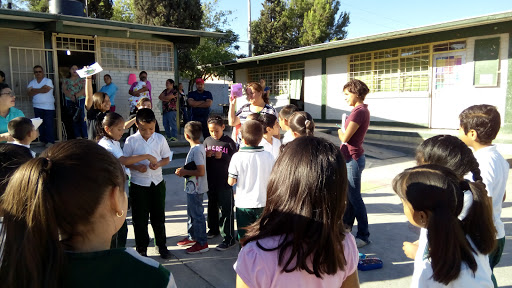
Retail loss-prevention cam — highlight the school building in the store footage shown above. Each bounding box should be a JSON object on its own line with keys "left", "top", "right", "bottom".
{"left": 225, "top": 11, "right": 512, "bottom": 133}
{"left": 0, "top": 9, "right": 223, "bottom": 140}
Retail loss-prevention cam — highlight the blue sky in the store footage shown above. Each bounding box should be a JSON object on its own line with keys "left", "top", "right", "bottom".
{"left": 215, "top": 0, "right": 512, "bottom": 56}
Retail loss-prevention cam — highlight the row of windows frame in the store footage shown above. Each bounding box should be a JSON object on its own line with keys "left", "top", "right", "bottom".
{"left": 247, "top": 62, "right": 305, "bottom": 96}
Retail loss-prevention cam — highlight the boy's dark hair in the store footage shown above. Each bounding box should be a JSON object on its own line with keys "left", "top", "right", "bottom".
{"left": 241, "top": 120, "right": 264, "bottom": 147}
{"left": 185, "top": 121, "right": 202, "bottom": 141}
{"left": 207, "top": 115, "right": 224, "bottom": 127}
{"left": 97, "top": 112, "right": 125, "bottom": 141}
{"left": 0, "top": 70, "right": 5, "bottom": 80}
{"left": 0, "top": 143, "right": 33, "bottom": 196}
{"left": 135, "top": 108, "right": 156, "bottom": 124}
{"left": 459, "top": 104, "right": 501, "bottom": 144}
{"left": 247, "top": 113, "right": 260, "bottom": 121}
{"left": 242, "top": 137, "right": 349, "bottom": 277}
{"left": 8, "top": 117, "right": 34, "bottom": 141}
{"left": 257, "top": 113, "right": 278, "bottom": 133}
{"left": 278, "top": 104, "right": 299, "bottom": 120}
{"left": 343, "top": 79, "right": 370, "bottom": 101}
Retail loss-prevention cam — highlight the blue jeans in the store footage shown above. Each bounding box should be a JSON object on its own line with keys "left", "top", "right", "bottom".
{"left": 163, "top": 110, "right": 177, "bottom": 138}
{"left": 343, "top": 155, "right": 369, "bottom": 242}
{"left": 67, "top": 98, "right": 87, "bottom": 138}
{"left": 33, "top": 108, "right": 55, "bottom": 144}
{"left": 187, "top": 193, "right": 207, "bottom": 245}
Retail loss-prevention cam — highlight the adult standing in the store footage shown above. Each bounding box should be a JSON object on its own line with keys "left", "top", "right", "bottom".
{"left": 159, "top": 79, "right": 178, "bottom": 141}
{"left": 0, "top": 83, "right": 24, "bottom": 142}
{"left": 228, "top": 82, "right": 276, "bottom": 145}
{"left": 188, "top": 78, "right": 213, "bottom": 139}
{"left": 337, "top": 79, "right": 371, "bottom": 248}
{"left": 129, "top": 71, "right": 152, "bottom": 109}
{"left": 27, "top": 65, "right": 55, "bottom": 147}
{"left": 62, "top": 65, "right": 87, "bottom": 139}
{"left": 99, "top": 74, "right": 118, "bottom": 112}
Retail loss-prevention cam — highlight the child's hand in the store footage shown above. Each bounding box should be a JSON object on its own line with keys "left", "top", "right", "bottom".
{"left": 206, "top": 150, "right": 214, "bottom": 157}
{"left": 175, "top": 167, "right": 185, "bottom": 177}
{"left": 134, "top": 164, "right": 147, "bottom": 173}
{"left": 214, "top": 151, "right": 222, "bottom": 159}
{"left": 402, "top": 241, "right": 419, "bottom": 260}
{"left": 146, "top": 154, "right": 158, "bottom": 165}
{"left": 229, "top": 96, "right": 236, "bottom": 105}
{"left": 149, "top": 162, "right": 160, "bottom": 170}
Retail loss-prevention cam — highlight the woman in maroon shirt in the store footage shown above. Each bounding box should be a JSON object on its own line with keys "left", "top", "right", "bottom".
{"left": 337, "top": 79, "right": 371, "bottom": 248}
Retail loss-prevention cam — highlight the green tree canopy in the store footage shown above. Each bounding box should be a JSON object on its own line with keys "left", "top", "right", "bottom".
{"left": 21, "top": 0, "right": 114, "bottom": 19}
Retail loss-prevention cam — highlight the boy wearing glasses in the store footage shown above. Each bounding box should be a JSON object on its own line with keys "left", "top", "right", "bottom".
{"left": 27, "top": 65, "right": 55, "bottom": 147}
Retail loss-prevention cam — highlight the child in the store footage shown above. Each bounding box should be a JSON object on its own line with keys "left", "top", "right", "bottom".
{"left": 0, "top": 140, "right": 176, "bottom": 288}
{"left": 175, "top": 121, "right": 209, "bottom": 254}
{"left": 203, "top": 115, "right": 237, "bottom": 250}
{"left": 7, "top": 117, "right": 38, "bottom": 157}
{"left": 85, "top": 76, "right": 111, "bottom": 140}
{"left": 126, "top": 97, "right": 160, "bottom": 134}
{"left": 159, "top": 79, "right": 178, "bottom": 141}
{"left": 278, "top": 104, "right": 299, "bottom": 144}
{"left": 235, "top": 137, "right": 359, "bottom": 287}
{"left": 393, "top": 164, "right": 493, "bottom": 287}
{"left": 403, "top": 135, "right": 496, "bottom": 261}
{"left": 458, "top": 104, "right": 509, "bottom": 287}
{"left": 289, "top": 111, "right": 315, "bottom": 139}
{"left": 256, "top": 113, "right": 281, "bottom": 159}
{"left": 228, "top": 120, "right": 274, "bottom": 241}
{"left": 97, "top": 112, "right": 159, "bottom": 248}
{"left": 123, "top": 108, "right": 172, "bottom": 259}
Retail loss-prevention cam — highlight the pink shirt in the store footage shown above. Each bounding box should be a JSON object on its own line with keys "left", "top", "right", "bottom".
{"left": 234, "top": 233, "right": 358, "bottom": 288}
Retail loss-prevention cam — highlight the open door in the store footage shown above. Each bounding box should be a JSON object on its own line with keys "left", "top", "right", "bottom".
{"left": 289, "top": 69, "right": 304, "bottom": 111}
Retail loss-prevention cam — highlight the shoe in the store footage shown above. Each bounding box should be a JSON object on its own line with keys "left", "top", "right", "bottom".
{"left": 158, "top": 246, "right": 172, "bottom": 259}
{"left": 207, "top": 230, "right": 219, "bottom": 239}
{"left": 177, "top": 237, "right": 196, "bottom": 246}
{"left": 170, "top": 137, "right": 177, "bottom": 142}
{"left": 136, "top": 248, "right": 147, "bottom": 257}
{"left": 216, "top": 241, "right": 235, "bottom": 251}
{"left": 355, "top": 238, "right": 371, "bottom": 248}
{"left": 186, "top": 242, "right": 209, "bottom": 254}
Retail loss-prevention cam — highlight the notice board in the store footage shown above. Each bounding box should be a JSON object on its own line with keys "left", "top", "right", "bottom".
{"left": 474, "top": 37, "right": 500, "bottom": 87}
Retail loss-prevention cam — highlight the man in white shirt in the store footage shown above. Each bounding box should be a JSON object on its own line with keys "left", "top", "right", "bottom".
{"left": 27, "top": 65, "right": 55, "bottom": 147}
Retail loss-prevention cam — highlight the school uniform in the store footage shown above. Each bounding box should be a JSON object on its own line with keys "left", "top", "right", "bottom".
{"left": 259, "top": 137, "right": 281, "bottom": 160}
{"left": 282, "top": 130, "right": 294, "bottom": 145}
{"left": 12, "top": 141, "right": 36, "bottom": 158}
{"left": 228, "top": 146, "right": 274, "bottom": 240}
{"left": 123, "top": 131, "right": 172, "bottom": 254}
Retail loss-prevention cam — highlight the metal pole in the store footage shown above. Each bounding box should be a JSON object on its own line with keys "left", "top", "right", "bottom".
{"left": 248, "top": 0, "right": 252, "bottom": 57}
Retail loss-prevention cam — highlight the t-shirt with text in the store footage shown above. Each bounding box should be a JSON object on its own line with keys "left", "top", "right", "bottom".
{"left": 204, "top": 135, "right": 236, "bottom": 190}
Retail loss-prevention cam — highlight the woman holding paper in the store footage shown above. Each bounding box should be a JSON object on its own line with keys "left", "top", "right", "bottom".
{"left": 337, "top": 79, "right": 371, "bottom": 249}
{"left": 228, "top": 82, "right": 276, "bottom": 145}
{"left": 0, "top": 83, "right": 24, "bottom": 142}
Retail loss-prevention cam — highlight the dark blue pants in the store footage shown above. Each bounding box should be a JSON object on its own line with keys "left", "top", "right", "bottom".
{"left": 343, "top": 155, "right": 370, "bottom": 242}
{"left": 34, "top": 108, "right": 55, "bottom": 144}
{"left": 67, "top": 98, "right": 87, "bottom": 138}
{"left": 191, "top": 114, "right": 209, "bottom": 139}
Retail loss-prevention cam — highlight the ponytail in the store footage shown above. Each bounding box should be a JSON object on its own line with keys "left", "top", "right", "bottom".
{"left": 289, "top": 111, "right": 315, "bottom": 137}
{"left": 0, "top": 140, "right": 126, "bottom": 288}
{"left": 392, "top": 165, "right": 478, "bottom": 285}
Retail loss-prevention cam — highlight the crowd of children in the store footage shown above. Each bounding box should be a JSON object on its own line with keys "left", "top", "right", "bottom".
{"left": 0, "top": 75, "right": 510, "bottom": 288}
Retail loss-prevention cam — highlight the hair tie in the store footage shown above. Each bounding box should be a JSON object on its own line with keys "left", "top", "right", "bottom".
{"left": 44, "top": 157, "right": 52, "bottom": 170}
{"left": 305, "top": 120, "right": 311, "bottom": 126}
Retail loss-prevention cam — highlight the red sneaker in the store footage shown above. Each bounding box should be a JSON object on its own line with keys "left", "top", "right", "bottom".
{"left": 177, "top": 237, "right": 196, "bottom": 246}
{"left": 186, "top": 242, "right": 209, "bottom": 254}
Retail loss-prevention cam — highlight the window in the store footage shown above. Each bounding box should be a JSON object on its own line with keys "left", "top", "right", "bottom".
{"left": 248, "top": 62, "right": 304, "bottom": 96}
{"left": 100, "top": 40, "right": 174, "bottom": 71}
{"left": 56, "top": 36, "right": 95, "bottom": 52}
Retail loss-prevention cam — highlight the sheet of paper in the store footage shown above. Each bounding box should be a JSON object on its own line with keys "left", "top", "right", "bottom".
{"left": 341, "top": 113, "right": 347, "bottom": 133}
{"left": 31, "top": 117, "right": 43, "bottom": 130}
{"left": 77, "top": 62, "right": 103, "bottom": 78}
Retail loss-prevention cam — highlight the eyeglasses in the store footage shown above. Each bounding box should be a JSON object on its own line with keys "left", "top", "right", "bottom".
{"left": 1, "top": 91, "right": 15, "bottom": 97}
{"left": 34, "top": 70, "right": 43, "bottom": 74}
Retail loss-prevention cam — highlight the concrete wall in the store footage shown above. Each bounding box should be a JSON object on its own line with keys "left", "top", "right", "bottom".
{"left": 182, "top": 81, "right": 229, "bottom": 115}
{"left": 304, "top": 59, "right": 322, "bottom": 119}
{"left": 326, "top": 55, "right": 349, "bottom": 120}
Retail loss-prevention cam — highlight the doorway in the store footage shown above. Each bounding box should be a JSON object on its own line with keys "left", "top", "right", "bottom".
{"left": 289, "top": 69, "right": 304, "bottom": 111}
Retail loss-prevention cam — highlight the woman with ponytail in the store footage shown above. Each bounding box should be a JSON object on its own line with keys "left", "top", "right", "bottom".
{"left": 403, "top": 135, "right": 496, "bottom": 260}
{"left": 337, "top": 79, "right": 371, "bottom": 248}
{"left": 288, "top": 111, "right": 315, "bottom": 138}
{"left": 393, "top": 164, "right": 493, "bottom": 287}
{"left": 0, "top": 140, "right": 176, "bottom": 288}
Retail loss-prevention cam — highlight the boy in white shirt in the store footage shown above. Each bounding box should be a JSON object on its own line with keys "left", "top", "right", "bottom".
{"left": 458, "top": 104, "right": 509, "bottom": 288}
{"left": 8, "top": 117, "right": 38, "bottom": 157}
{"left": 278, "top": 104, "right": 299, "bottom": 144}
{"left": 123, "top": 108, "right": 172, "bottom": 259}
{"left": 228, "top": 120, "right": 274, "bottom": 241}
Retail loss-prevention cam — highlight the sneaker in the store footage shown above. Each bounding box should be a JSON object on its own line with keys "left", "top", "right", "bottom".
{"left": 216, "top": 241, "right": 235, "bottom": 251}
{"left": 207, "top": 230, "right": 219, "bottom": 239}
{"left": 158, "top": 246, "right": 172, "bottom": 259}
{"left": 355, "top": 238, "right": 371, "bottom": 248}
{"left": 186, "top": 242, "right": 209, "bottom": 254}
{"left": 136, "top": 248, "right": 147, "bottom": 257}
{"left": 170, "top": 137, "right": 178, "bottom": 142}
{"left": 177, "top": 237, "right": 196, "bottom": 246}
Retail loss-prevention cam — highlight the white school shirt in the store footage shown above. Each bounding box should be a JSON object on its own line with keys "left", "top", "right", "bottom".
{"left": 471, "top": 145, "right": 509, "bottom": 239}
{"left": 282, "top": 130, "right": 294, "bottom": 145}
{"left": 411, "top": 235, "right": 492, "bottom": 288}
{"left": 98, "top": 137, "right": 130, "bottom": 177}
{"left": 123, "top": 131, "right": 171, "bottom": 187}
{"left": 12, "top": 141, "right": 36, "bottom": 158}
{"left": 228, "top": 146, "right": 274, "bottom": 208}
{"left": 27, "top": 77, "right": 55, "bottom": 110}
{"left": 259, "top": 137, "right": 281, "bottom": 160}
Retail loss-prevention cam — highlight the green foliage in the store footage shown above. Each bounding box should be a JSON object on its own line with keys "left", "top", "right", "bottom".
{"left": 133, "top": 0, "right": 202, "bottom": 29}
{"left": 251, "top": 0, "right": 350, "bottom": 55}
{"left": 111, "top": 0, "right": 135, "bottom": 22}
{"left": 87, "top": 0, "right": 114, "bottom": 19}
{"left": 22, "top": 0, "right": 49, "bottom": 12}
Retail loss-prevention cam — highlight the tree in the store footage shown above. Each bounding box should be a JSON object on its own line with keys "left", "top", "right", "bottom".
{"left": 22, "top": 0, "right": 49, "bottom": 12}
{"left": 21, "top": 0, "right": 114, "bottom": 19}
{"left": 251, "top": 0, "right": 290, "bottom": 55}
{"left": 134, "top": 0, "right": 202, "bottom": 29}
{"left": 300, "top": 0, "right": 349, "bottom": 45}
{"left": 111, "top": 0, "right": 135, "bottom": 22}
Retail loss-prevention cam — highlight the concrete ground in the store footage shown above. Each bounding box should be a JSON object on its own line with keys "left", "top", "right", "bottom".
{"left": 114, "top": 130, "right": 512, "bottom": 288}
